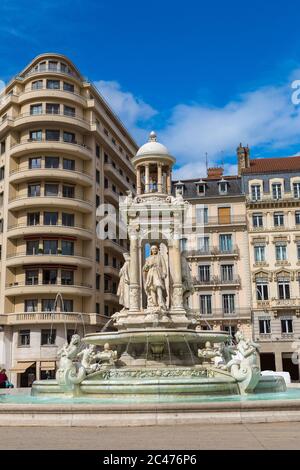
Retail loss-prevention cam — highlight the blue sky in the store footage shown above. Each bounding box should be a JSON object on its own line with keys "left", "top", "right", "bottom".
{"left": 1, "top": 0, "right": 300, "bottom": 177}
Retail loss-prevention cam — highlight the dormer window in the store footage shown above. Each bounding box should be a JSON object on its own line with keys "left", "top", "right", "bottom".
{"left": 272, "top": 183, "right": 282, "bottom": 200}
{"left": 175, "top": 181, "right": 184, "bottom": 196}
{"left": 218, "top": 179, "right": 228, "bottom": 195}
{"left": 251, "top": 184, "right": 261, "bottom": 201}
{"left": 196, "top": 179, "right": 207, "bottom": 196}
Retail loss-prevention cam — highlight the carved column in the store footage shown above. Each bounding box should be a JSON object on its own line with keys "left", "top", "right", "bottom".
{"left": 129, "top": 235, "right": 140, "bottom": 311}
{"left": 145, "top": 164, "right": 150, "bottom": 193}
{"left": 170, "top": 238, "right": 184, "bottom": 309}
{"left": 136, "top": 166, "right": 142, "bottom": 195}
{"left": 167, "top": 168, "right": 172, "bottom": 194}
{"left": 157, "top": 163, "right": 163, "bottom": 193}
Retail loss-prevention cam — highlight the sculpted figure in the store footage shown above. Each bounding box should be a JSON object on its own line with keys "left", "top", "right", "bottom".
{"left": 95, "top": 343, "right": 118, "bottom": 369}
{"left": 181, "top": 253, "right": 194, "bottom": 309}
{"left": 143, "top": 245, "right": 168, "bottom": 310}
{"left": 77, "top": 344, "right": 99, "bottom": 374}
{"left": 56, "top": 334, "right": 86, "bottom": 386}
{"left": 117, "top": 253, "right": 130, "bottom": 309}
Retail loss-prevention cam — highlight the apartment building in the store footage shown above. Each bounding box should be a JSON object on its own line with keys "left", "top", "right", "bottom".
{"left": 175, "top": 166, "right": 252, "bottom": 340}
{"left": 0, "top": 53, "right": 137, "bottom": 386}
{"left": 240, "top": 150, "right": 300, "bottom": 381}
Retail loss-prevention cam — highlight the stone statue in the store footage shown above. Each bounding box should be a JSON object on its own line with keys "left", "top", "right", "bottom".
{"left": 56, "top": 334, "right": 86, "bottom": 386}
{"left": 143, "top": 245, "right": 168, "bottom": 310}
{"left": 181, "top": 253, "right": 194, "bottom": 309}
{"left": 77, "top": 344, "right": 99, "bottom": 374}
{"left": 94, "top": 343, "right": 118, "bottom": 369}
{"left": 198, "top": 341, "right": 219, "bottom": 365}
{"left": 225, "top": 330, "right": 261, "bottom": 394}
{"left": 117, "top": 253, "right": 130, "bottom": 309}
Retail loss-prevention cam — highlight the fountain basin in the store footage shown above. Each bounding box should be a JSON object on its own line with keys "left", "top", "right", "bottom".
{"left": 83, "top": 329, "right": 229, "bottom": 346}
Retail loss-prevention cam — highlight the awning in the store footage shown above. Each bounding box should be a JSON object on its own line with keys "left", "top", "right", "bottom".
{"left": 9, "top": 361, "right": 35, "bottom": 373}
{"left": 40, "top": 361, "right": 56, "bottom": 371}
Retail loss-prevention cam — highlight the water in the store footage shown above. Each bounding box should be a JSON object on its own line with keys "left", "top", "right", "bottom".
{"left": 1, "top": 388, "right": 300, "bottom": 405}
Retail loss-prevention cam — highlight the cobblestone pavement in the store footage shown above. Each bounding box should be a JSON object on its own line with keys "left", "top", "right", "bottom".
{"left": 0, "top": 422, "right": 300, "bottom": 449}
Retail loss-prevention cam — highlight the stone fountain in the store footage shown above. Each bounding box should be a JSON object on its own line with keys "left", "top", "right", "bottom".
{"left": 32, "top": 132, "right": 285, "bottom": 401}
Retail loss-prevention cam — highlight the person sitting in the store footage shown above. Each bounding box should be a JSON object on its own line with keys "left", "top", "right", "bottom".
{"left": 0, "top": 369, "right": 8, "bottom": 389}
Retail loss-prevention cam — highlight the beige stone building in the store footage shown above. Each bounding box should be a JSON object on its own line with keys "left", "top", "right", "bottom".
{"left": 240, "top": 150, "right": 300, "bottom": 381}
{"left": 175, "top": 166, "right": 252, "bottom": 340}
{"left": 0, "top": 53, "right": 137, "bottom": 386}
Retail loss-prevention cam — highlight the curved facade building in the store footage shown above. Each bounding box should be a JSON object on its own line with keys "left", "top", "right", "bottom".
{"left": 0, "top": 54, "right": 137, "bottom": 385}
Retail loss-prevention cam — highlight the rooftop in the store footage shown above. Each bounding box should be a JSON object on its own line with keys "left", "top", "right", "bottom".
{"left": 241, "top": 155, "right": 300, "bottom": 174}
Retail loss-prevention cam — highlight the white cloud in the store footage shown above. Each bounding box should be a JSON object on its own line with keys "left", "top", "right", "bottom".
{"left": 0, "top": 80, "right": 5, "bottom": 93}
{"left": 94, "top": 69, "right": 300, "bottom": 179}
{"left": 94, "top": 80, "right": 157, "bottom": 140}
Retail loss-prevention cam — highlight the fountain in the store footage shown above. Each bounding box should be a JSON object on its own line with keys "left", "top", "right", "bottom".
{"left": 31, "top": 131, "right": 286, "bottom": 402}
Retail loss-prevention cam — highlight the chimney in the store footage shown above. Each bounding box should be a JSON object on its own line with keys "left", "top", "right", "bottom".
{"left": 207, "top": 167, "right": 224, "bottom": 179}
{"left": 237, "top": 143, "right": 250, "bottom": 175}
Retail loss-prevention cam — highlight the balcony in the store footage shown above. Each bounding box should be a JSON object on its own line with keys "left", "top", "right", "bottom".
{"left": 10, "top": 139, "right": 92, "bottom": 160}
{"left": 192, "top": 215, "right": 246, "bottom": 228}
{"left": 18, "top": 87, "right": 86, "bottom": 107}
{"left": 7, "top": 223, "right": 94, "bottom": 240}
{"left": 246, "top": 193, "right": 300, "bottom": 207}
{"left": 104, "top": 187, "right": 121, "bottom": 206}
{"left": 9, "top": 166, "right": 93, "bottom": 186}
{"left": 104, "top": 239, "right": 127, "bottom": 255}
{"left": 104, "top": 265, "right": 120, "bottom": 277}
{"left": 104, "top": 163, "right": 134, "bottom": 191}
{"left": 190, "top": 308, "right": 251, "bottom": 320}
{"left": 104, "top": 292, "right": 119, "bottom": 304}
{"left": 5, "top": 281, "right": 93, "bottom": 297}
{"left": 24, "top": 64, "right": 80, "bottom": 80}
{"left": 8, "top": 195, "right": 93, "bottom": 213}
{"left": 270, "top": 298, "right": 300, "bottom": 309}
{"left": 6, "top": 251, "right": 92, "bottom": 268}
{"left": 193, "top": 275, "right": 241, "bottom": 288}
{"left": 7, "top": 112, "right": 91, "bottom": 133}
{"left": 185, "top": 245, "right": 239, "bottom": 259}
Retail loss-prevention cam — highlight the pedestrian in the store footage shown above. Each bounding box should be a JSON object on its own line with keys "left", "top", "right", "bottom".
{"left": 0, "top": 369, "right": 8, "bottom": 389}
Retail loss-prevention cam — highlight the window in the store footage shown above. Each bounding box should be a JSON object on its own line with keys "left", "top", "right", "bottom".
{"left": 63, "top": 158, "right": 75, "bottom": 170}
{"left": 112, "top": 184, "right": 116, "bottom": 193}
{"left": 104, "top": 153, "right": 109, "bottom": 163}
{"left": 44, "top": 212, "right": 58, "bottom": 225}
{"left": 63, "top": 300, "right": 74, "bottom": 312}
{"left": 180, "top": 238, "right": 188, "bottom": 252}
{"left": 198, "top": 265, "right": 210, "bottom": 282}
{"left": 30, "top": 104, "right": 42, "bottom": 115}
{"left": 46, "top": 103, "right": 59, "bottom": 115}
{"left": 19, "top": 330, "right": 30, "bottom": 347}
{"left": 200, "top": 295, "right": 212, "bottom": 314}
{"left": 28, "top": 184, "right": 41, "bottom": 197}
{"left": 278, "top": 281, "right": 290, "bottom": 299}
{"left": 29, "top": 130, "right": 42, "bottom": 141}
{"left": 45, "top": 183, "right": 58, "bottom": 196}
{"left": 43, "top": 269, "right": 57, "bottom": 284}
{"left": 67, "top": 329, "right": 76, "bottom": 343}
{"left": 218, "top": 181, "right": 228, "bottom": 194}
{"left": 0, "top": 166, "right": 4, "bottom": 180}
{"left": 42, "top": 299, "right": 55, "bottom": 312}
{"left": 221, "top": 264, "right": 233, "bottom": 281}
{"left": 64, "top": 105, "right": 75, "bottom": 117}
{"left": 272, "top": 183, "right": 282, "bottom": 200}
{"left": 96, "top": 144, "right": 100, "bottom": 158}
{"left": 197, "top": 236, "right": 209, "bottom": 252}
{"left": 224, "top": 325, "right": 236, "bottom": 339}
{"left": 27, "top": 212, "right": 40, "bottom": 226}
{"left": 29, "top": 157, "right": 41, "bottom": 169}
{"left": 281, "top": 319, "right": 293, "bottom": 334}
{"left": 26, "top": 240, "right": 39, "bottom": 255}
{"left": 96, "top": 195, "right": 100, "bottom": 207}
{"left": 96, "top": 274, "right": 100, "bottom": 290}
{"left": 63, "top": 82, "right": 74, "bottom": 92}
{"left": 104, "top": 253, "right": 109, "bottom": 266}
{"left": 293, "top": 182, "right": 300, "bottom": 199}
{"left": 252, "top": 213, "right": 263, "bottom": 228}
{"left": 196, "top": 207, "right": 208, "bottom": 224}
{"left": 62, "top": 185, "right": 74, "bottom": 198}
{"left": 295, "top": 211, "right": 300, "bottom": 225}
{"left": 222, "top": 294, "right": 235, "bottom": 314}
{"left": 96, "top": 303, "right": 100, "bottom": 315}
{"left": 61, "top": 240, "right": 74, "bottom": 255}
{"left": 219, "top": 234, "right": 232, "bottom": 252}
{"left": 104, "top": 305, "right": 109, "bottom": 316}
{"left": 251, "top": 185, "right": 261, "bottom": 201}
{"left": 276, "top": 244, "right": 287, "bottom": 261}
{"left": 48, "top": 61, "right": 58, "bottom": 71}
{"left": 256, "top": 281, "right": 269, "bottom": 300}
{"left": 46, "top": 129, "right": 60, "bottom": 141}
{"left": 297, "top": 243, "right": 300, "bottom": 260}
{"left": 26, "top": 270, "right": 38, "bottom": 285}
{"left": 96, "top": 170, "right": 100, "bottom": 183}
{"left": 254, "top": 245, "right": 265, "bottom": 262}
{"left": 259, "top": 319, "right": 271, "bottom": 334}
{"left": 24, "top": 299, "right": 38, "bottom": 313}
{"left": 31, "top": 80, "right": 43, "bottom": 90}
{"left": 46, "top": 79, "right": 60, "bottom": 90}
{"left": 63, "top": 131, "right": 76, "bottom": 143}
{"left": 43, "top": 240, "right": 58, "bottom": 255}
{"left": 96, "top": 247, "right": 100, "bottom": 262}
{"left": 61, "top": 270, "right": 74, "bottom": 285}
{"left": 41, "top": 329, "right": 56, "bottom": 346}
{"left": 274, "top": 212, "right": 284, "bottom": 226}
{"left": 62, "top": 213, "right": 74, "bottom": 226}
{"left": 197, "top": 183, "right": 206, "bottom": 195}
{"left": 45, "top": 156, "right": 59, "bottom": 168}
{"left": 0, "top": 140, "right": 5, "bottom": 154}
{"left": 104, "top": 177, "right": 109, "bottom": 188}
